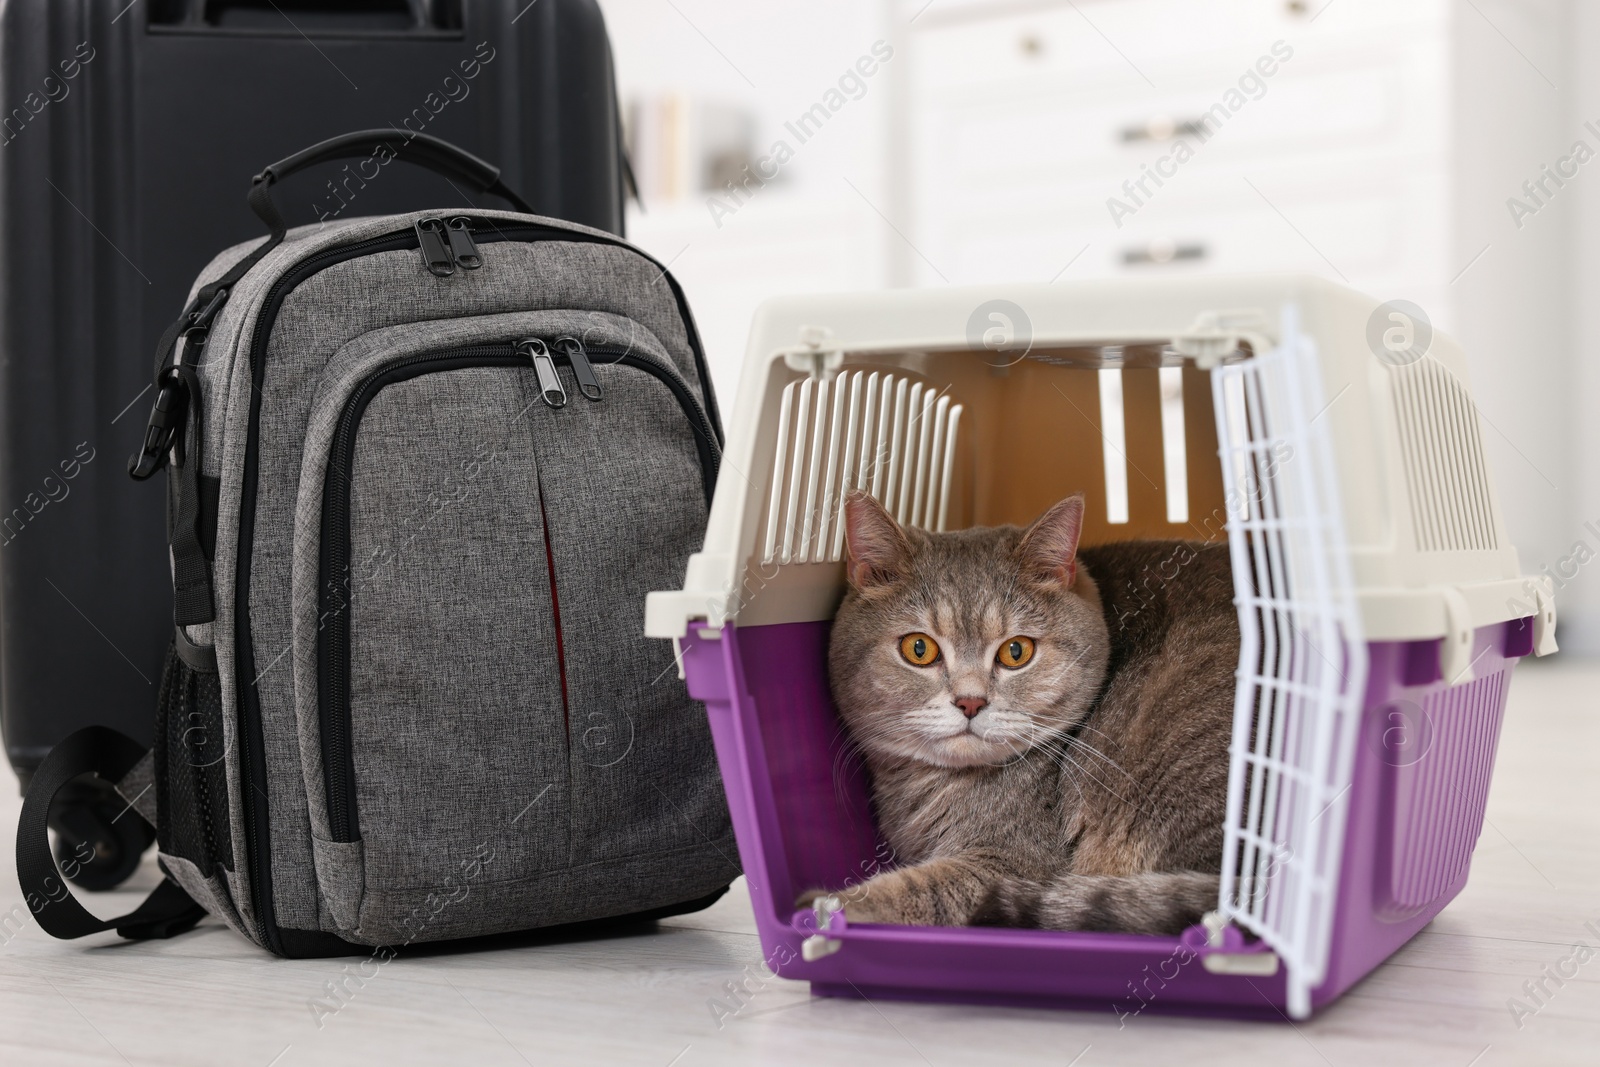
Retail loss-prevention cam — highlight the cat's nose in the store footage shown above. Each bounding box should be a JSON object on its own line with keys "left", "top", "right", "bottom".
{"left": 954, "top": 695, "right": 988, "bottom": 719}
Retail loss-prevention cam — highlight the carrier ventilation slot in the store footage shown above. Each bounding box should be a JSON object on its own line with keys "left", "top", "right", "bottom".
{"left": 1390, "top": 359, "right": 1498, "bottom": 552}
{"left": 1095, "top": 365, "right": 1190, "bottom": 525}
{"left": 761, "top": 372, "right": 963, "bottom": 566}
{"left": 1097, "top": 369, "right": 1131, "bottom": 524}
{"left": 1159, "top": 366, "right": 1190, "bottom": 523}
{"left": 1212, "top": 308, "right": 1367, "bottom": 1020}
{"left": 1386, "top": 670, "right": 1507, "bottom": 911}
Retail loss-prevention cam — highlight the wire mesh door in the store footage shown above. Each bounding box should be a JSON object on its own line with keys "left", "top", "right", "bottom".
{"left": 1211, "top": 306, "right": 1368, "bottom": 1018}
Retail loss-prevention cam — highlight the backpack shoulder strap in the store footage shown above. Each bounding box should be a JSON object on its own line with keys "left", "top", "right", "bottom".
{"left": 15, "top": 726, "right": 206, "bottom": 941}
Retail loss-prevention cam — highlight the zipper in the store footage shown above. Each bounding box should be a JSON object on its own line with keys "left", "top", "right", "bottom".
{"left": 317, "top": 340, "right": 720, "bottom": 842}
{"left": 520, "top": 339, "right": 567, "bottom": 408}
{"left": 445, "top": 218, "right": 482, "bottom": 270}
{"left": 414, "top": 218, "right": 454, "bottom": 277}
{"left": 555, "top": 337, "right": 603, "bottom": 402}
{"left": 416, "top": 216, "right": 483, "bottom": 274}
{"left": 235, "top": 218, "right": 719, "bottom": 954}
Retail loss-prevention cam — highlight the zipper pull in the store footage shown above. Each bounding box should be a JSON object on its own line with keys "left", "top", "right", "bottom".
{"left": 555, "top": 337, "right": 603, "bottom": 402}
{"left": 445, "top": 217, "right": 482, "bottom": 270}
{"left": 414, "top": 217, "right": 455, "bottom": 277}
{"left": 519, "top": 339, "right": 567, "bottom": 408}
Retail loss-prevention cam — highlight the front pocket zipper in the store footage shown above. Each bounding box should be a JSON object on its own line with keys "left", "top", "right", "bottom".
{"left": 316, "top": 339, "right": 719, "bottom": 843}
{"left": 555, "top": 337, "right": 603, "bottom": 402}
{"left": 521, "top": 339, "right": 567, "bottom": 408}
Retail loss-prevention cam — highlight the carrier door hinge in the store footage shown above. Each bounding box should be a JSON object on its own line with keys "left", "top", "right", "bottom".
{"left": 1172, "top": 310, "right": 1275, "bottom": 369}
{"left": 779, "top": 325, "right": 845, "bottom": 381}
{"left": 1198, "top": 910, "right": 1281, "bottom": 976}
{"left": 1201, "top": 951, "right": 1281, "bottom": 977}
{"left": 800, "top": 895, "right": 845, "bottom": 961}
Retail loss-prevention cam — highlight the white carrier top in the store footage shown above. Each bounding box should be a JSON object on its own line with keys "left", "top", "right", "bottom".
{"left": 647, "top": 273, "right": 1557, "bottom": 661}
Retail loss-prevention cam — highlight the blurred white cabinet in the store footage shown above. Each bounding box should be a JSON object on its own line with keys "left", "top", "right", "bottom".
{"left": 897, "top": 0, "right": 1461, "bottom": 322}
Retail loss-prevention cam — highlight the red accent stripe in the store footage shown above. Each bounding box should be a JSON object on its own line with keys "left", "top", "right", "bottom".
{"left": 536, "top": 485, "right": 571, "bottom": 738}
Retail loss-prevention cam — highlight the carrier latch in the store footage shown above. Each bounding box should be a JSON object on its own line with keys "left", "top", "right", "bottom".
{"left": 1439, "top": 586, "right": 1476, "bottom": 685}
{"left": 1172, "top": 310, "right": 1274, "bottom": 368}
{"left": 1532, "top": 580, "right": 1559, "bottom": 657}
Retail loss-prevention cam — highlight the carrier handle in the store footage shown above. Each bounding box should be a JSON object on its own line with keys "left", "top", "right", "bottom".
{"left": 249, "top": 129, "right": 535, "bottom": 239}
{"left": 16, "top": 726, "right": 207, "bottom": 942}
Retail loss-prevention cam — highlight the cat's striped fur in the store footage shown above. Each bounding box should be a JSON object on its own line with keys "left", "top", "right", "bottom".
{"left": 805, "top": 492, "right": 1238, "bottom": 935}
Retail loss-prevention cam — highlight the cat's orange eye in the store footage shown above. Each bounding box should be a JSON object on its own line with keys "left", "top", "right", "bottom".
{"left": 900, "top": 633, "right": 940, "bottom": 666}
{"left": 997, "top": 636, "right": 1035, "bottom": 669}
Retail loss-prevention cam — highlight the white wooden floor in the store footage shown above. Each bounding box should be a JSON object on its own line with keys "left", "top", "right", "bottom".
{"left": 1, "top": 658, "right": 1596, "bottom": 1066}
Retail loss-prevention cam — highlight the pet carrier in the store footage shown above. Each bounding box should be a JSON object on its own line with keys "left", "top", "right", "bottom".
{"left": 646, "top": 274, "right": 1556, "bottom": 1019}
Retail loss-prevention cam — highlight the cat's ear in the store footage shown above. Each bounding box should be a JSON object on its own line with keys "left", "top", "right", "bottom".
{"left": 1018, "top": 494, "right": 1086, "bottom": 589}
{"left": 843, "top": 491, "right": 910, "bottom": 590}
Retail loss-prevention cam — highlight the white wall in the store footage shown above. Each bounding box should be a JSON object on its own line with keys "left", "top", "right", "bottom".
{"left": 596, "top": 0, "right": 895, "bottom": 407}
{"left": 1565, "top": 0, "right": 1600, "bottom": 651}
{"left": 1449, "top": 0, "right": 1579, "bottom": 642}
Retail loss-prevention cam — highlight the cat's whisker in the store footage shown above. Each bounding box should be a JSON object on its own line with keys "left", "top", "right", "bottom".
{"left": 1030, "top": 727, "right": 1134, "bottom": 781}
{"left": 1029, "top": 737, "right": 1154, "bottom": 814}
{"left": 1069, "top": 721, "right": 1117, "bottom": 744}
{"left": 1007, "top": 741, "right": 1086, "bottom": 802}
{"left": 1036, "top": 739, "right": 1139, "bottom": 790}
{"left": 1061, "top": 736, "right": 1132, "bottom": 779}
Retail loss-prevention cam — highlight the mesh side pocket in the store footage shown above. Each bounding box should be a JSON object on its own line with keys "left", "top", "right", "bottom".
{"left": 153, "top": 641, "right": 232, "bottom": 876}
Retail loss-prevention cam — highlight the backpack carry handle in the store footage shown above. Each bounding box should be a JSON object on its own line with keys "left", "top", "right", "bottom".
{"left": 248, "top": 129, "right": 536, "bottom": 239}
{"left": 130, "top": 132, "right": 536, "bottom": 485}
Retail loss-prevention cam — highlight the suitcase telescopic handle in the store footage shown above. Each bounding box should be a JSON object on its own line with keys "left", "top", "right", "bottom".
{"left": 248, "top": 129, "right": 536, "bottom": 238}
{"left": 183, "top": 0, "right": 433, "bottom": 27}
{"left": 187, "top": 0, "right": 438, "bottom": 28}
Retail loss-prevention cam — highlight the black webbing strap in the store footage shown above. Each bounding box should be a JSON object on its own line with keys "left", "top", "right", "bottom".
{"left": 127, "top": 242, "right": 271, "bottom": 484}
{"left": 138, "top": 246, "right": 270, "bottom": 619}
{"left": 147, "top": 223, "right": 280, "bottom": 391}
{"left": 168, "top": 361, "right": 213, "bottom": 626}
{"left": 16, "top": 727, "right": 206, "bottom": 941}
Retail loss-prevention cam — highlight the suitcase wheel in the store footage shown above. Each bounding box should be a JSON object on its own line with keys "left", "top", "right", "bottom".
{"left": 49, "top": 774, "right": 157, "bottom": 891}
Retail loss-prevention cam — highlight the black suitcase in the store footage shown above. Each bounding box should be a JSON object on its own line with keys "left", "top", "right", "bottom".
{"left": 0, "top": 0, "right": 628, "bottom": 887}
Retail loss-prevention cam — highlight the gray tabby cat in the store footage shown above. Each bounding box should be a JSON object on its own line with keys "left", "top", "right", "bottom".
{"left": 803, "top": 490, "right": 1239, "bottom": 934}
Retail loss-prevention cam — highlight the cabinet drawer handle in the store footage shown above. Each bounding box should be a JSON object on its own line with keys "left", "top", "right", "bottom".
{"left": 1120, "top": 116, "right": 1210, "bottom": 142}
{"left": 1123, "top": 240, "right": 1206, "bottom": 265}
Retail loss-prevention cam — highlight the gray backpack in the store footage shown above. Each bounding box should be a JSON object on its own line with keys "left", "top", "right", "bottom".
{"left": 17, "top": 132, "right": 737, "bottom": 956}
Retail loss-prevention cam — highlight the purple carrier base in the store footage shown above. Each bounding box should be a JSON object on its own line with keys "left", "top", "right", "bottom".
{"left": 680, "top": 616, "right": 1531, "bottom": 1019}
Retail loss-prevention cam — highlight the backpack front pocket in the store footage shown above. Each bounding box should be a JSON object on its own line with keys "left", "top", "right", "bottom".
{"left": 292, "top": 320, "right": 726, "bottom": 944}
{"left": 306, "top": 353, "right": 573, "bottom": 938}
